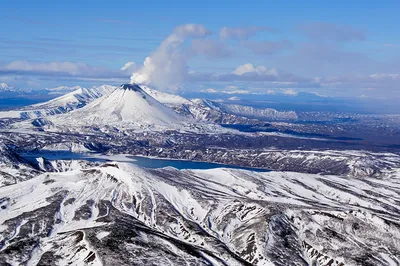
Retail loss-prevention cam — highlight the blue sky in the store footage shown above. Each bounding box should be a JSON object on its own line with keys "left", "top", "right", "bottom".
{"left": 1, "top": 0, "right": 399, "bottom": 98}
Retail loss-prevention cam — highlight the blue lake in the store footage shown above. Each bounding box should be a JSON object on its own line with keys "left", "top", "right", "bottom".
{"left": 21, "top": 151, "right": 270, "bottom": 172}
{"left": 127, "top": 155, "right": 269, "bottom": 172}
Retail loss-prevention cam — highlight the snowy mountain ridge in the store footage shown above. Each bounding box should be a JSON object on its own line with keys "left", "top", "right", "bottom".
{"left": 0, "top": 157, "right": 399, "bottom": 265}
{"left": 0, "top": 83, "right": 296, "bottom": 125}
{"left": 142, "top": 86, "right": 297, "bottom": 122}
{"left": 0, "top": 85, "right": 116, "bottom": 120}
{"left": 198, "top": 99, "right": 298, "bottom": 120}
{"left": 0, "top": 83, "right": 9, "bottom": 90}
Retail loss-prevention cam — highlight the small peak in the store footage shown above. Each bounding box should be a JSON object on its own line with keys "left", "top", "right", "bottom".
{"left": 0, "top": 83, "right": 9, "bottom": 89}
{"left": 120, "top": 83, "right": 142, "bottom": 92}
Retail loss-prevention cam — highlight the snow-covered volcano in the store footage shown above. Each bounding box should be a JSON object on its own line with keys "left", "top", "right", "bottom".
{"left": 51, "top": 84, "right": 189, "bottom": 130}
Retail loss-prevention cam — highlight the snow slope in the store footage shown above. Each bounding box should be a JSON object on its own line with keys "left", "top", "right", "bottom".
{"left": 0, "top": 159, "right": 399, "bottom": 265}
{"left": 192, "top": 99, "right": 298, "bottom": 120}
{"left": 140, "top": 85, "right": 192, "bottom": 105}
{"left": 0, "top": 143, "right": 41, "bottom": 186}
{"left": 0, "top": 85, "right": 116, "bottom": 119}
{"left": 142, "top": 86, "right": 297, "bottom": 122}
{"left": 0, "top": 84, "right": 82, "bottom": 99}
{"left": 0, "top": 83, "right": 9, "bottom": 90}
{"left": 203, "top": 100, "right": 298, "bottom": 120}
{"left": 27, "top": 85, "right": 116, "bottom": 110}
{"left": 50, "top": 84, "right": 191, "bottom": 130}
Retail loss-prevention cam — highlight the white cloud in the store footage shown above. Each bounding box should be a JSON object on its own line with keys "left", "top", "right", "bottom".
{"left": 222, "top": 90, "right": 250, "bottom": 94}
{"left": 120, "top": 62, "right": 136, "bottom": 72}
{"left": 199, "top": 88, "right": 254, "bottom": 95}
{"left": 382, "top": 43, "right": 399, "bottom": 48}
{"left": 311, "top": 73, "right": 400, "bottom": 97}
{"left": 281, "top": 88, "right": 298, "bottom": 95}
{"left": 0, "top": 60, "right": 127, "bottom": 80}
{"left": 187, "top": 63, "right": 313, "bottom": 87}
{"left": 219, "top": 26, "right": 273, "bottom": 40}
{"left": 369, "top": 73, "right": 400, "bottom": 80}
{"left": 228, "top": 96, "right": 240, "bottom": 101}
{"left": 200, "top": 88, "right": 218, "bottom": 93}
{"left": 318, "top": 73, "right": 400, "bottom": 89}
{"left": 130, "top": 24, "right": 211, "bottom": 89}
{"left": 4, "top": 61, "right": 89, "bottom": 75}
{"left": 233, "top": 63, "right": 279, "bottom": 76}
{"left": 225, "top": 85, "right": 239, "bottom": 90}
{"left": 172, "top": 24, "right": 211, "bottom": 38}
{"left": 190, "top": 39, "right": 230, "bottom": 58}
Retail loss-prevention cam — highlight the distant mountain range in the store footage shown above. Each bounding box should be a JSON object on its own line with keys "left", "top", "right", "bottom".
{"left": 0, "top": 83, "right": 90, "bottom": 98}
{"left": 0, "top": 84, "right": 298, "bottom": 125}
{"left": 142, "top": 85, "right": 298, "bottom": 122}
{"left": 2, "top": 83, "right": 399, "bottom": 114}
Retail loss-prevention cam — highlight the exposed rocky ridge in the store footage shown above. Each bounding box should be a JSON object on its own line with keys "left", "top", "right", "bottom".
{"left": 0, "top": 143, "right": 41, "bottom": 186}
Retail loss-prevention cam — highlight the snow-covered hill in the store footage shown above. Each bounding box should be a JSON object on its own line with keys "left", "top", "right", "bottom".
{"left": 0, "top": 84, "right": 48, "bottom": 98}
{"left": 142, "top": 86, "right": 297, "bottom": 122}
{"left": 26, "top": 85, "right": 116, "bottom": 111}
{"left": 0, "top": 143, "right": 41, "bottom": 186}
{"left": 0, "top": 83, "right": 9, "bottom": 90}
{"left": 0, "top": 158, "right": 399, "bottom": 265}
{"left": 0, "top": 85, "right": 116, "bottom": 120}
{"left": 0, "top": 83, "right": 37, "bottom": 97}
{"left": 45, "top": 85, "right": 87, "bottom": 95}
{"left": 197, "top": 99, "right": 298, "bottom": 120}
{"left": 0, "top": 84, "right": 90, "bottom": 96}
{"left": 140, "top": 85, "right": 193, "bottom": 106}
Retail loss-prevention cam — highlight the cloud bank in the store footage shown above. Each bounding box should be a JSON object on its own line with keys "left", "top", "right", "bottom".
{"left": 0, "top": 60, "right": 135, "bottom": 87}
{"left": 0, "top": 60, "right": 130, "bottom": 79}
